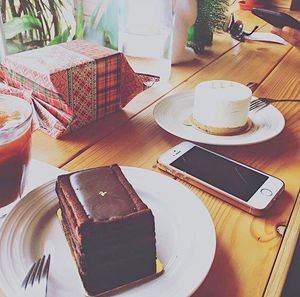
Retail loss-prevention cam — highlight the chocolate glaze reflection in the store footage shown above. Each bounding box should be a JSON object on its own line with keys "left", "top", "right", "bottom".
{"left": 69, "top": 166, "right": 137, "bottom": 220}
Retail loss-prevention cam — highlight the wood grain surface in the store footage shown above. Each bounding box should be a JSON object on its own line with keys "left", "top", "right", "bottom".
{"left": 60, "top": 14, "right": 300, "bottom": 297}
{"left": 1, "top": 10, "right": 299, "bottom": 297}
{"left": 61, "top": 47, "right": 300, "bottom": 297}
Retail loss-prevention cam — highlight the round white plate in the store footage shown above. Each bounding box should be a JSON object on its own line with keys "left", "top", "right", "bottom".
{"left": 153, "top": 91, "right": 285, "bottom": 146}
{"left": 0, "top": 167, "right": 216, "bottom": 297}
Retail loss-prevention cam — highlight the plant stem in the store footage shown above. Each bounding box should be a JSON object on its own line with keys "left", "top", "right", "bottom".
{"left": 1, "top": 0, "right": 6, "bottom": 23}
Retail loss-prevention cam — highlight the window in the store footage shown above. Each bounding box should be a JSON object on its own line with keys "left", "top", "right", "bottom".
{"left": 0, "top": 0, "right": 75, "bottom": 57}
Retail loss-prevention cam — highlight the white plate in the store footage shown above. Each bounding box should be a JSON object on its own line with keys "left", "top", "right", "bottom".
{"left": 0, "top": 167, "right": 216, "bottom": 297}
{"left": 153, "top": 91, "right": 285, "bottom": 146}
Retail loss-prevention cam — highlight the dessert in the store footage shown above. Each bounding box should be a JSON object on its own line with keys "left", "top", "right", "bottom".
{"left": 192, "top": 80, "right": 252, "bottom": 135}
{"left": 0, "top": 95, "right": 32, "bottom": 209}
{"left": 56, "top": 164, "right": 157, "bottom": 296}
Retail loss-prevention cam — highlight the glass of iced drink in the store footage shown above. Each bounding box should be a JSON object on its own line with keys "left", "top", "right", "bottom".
{"left": 118, "top": 0, "right": 174, "bottom": 81}
{"left": 0, "top": 95, "right": 32, "bottom": 217}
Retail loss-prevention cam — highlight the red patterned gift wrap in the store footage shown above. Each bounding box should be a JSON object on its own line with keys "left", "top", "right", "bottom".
{"left": 0, "top": 40, "right": 156, "bottom": 138}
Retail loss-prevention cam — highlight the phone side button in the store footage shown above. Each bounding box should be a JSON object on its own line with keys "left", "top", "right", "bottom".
{"left": 260, "top": 188, "right": 273, "bottom": 196}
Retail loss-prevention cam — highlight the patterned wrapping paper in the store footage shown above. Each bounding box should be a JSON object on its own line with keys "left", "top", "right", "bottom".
{"left": 0, "top": 40, "right": 157, "bottom": 138}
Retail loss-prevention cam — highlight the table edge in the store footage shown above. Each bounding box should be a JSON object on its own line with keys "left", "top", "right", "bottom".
{"left": 264, "top": 190, "right": 300, "bottom": 297}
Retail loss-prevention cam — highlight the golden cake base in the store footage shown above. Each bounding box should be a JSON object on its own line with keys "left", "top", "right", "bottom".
{"left": 184, "top": 115, "right": 253, "bottom": 136}
{"left": 57, "top": 209, "right": 164, "bottom": 297}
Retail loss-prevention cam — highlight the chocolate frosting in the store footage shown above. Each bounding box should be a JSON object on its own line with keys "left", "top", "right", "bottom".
{"left": 69, "top": 167, "right": 137, "bottom": 220}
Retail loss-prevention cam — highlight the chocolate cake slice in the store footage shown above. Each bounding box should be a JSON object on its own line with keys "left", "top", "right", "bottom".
{"left": 56, "top": 164, "right": 156, "bottom": 296}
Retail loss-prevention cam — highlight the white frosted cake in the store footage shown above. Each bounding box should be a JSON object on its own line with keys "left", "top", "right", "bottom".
{"left": 192, "top": 80, "right": 252, "bottom": 135}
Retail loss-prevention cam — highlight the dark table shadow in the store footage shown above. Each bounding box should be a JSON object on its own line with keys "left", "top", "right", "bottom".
{"left": 192, "top": 239, "right": 240, "bottom": 297}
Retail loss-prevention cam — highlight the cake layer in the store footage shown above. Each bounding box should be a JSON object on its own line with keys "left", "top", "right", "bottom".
{"left": 58, "top": 183, "right": 155, "bottom": 247}
{"left": 81, "top": 256, "right": 156, "bottom": 295}
{"left": 56, "top": 164, "right": 157, "bottom": 296}
{"left": 59, "top": 210, "right": 155, "bottom": 261}
{"left": 57, "top": 165, "right": 148, "bottom": 224}
{"left": 60, "top": 215, "right": 155, "bottom": 276}
{"left": 193, "top": 80, "right": 252, "bottom": 130}
{"left": 191, "top": 117, "right": 251, "bottom": 136}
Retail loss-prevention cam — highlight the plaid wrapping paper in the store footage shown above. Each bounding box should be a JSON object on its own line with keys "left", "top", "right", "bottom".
{"left": 0, "top": 40, "right": 156, "bottom": 138}
{"left": 0, "top": 82, "right": 73, "bottom": 138}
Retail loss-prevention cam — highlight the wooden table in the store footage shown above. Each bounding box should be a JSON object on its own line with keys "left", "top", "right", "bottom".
{"left": 2, "top": 10, "right": 300, "bottom": 297}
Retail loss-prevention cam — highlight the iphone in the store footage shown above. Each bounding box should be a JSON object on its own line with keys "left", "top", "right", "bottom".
{"left": 157, "top": 141, "right": 284, "bottom": 216}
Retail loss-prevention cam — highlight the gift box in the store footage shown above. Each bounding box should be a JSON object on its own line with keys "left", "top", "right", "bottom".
{"left": 0, "top": 40, "right": 157, "bottom": 138}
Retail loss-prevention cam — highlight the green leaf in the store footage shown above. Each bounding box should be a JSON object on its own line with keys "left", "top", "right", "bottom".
{"left": 6, "top": 40, "right": 27, "bottom": 54}
{"left": 103, "top": 30, "right": 116, "bottom": 49}
{"left": 187, "top": 25, "right": 195, "bottom": 42}
{"left": 196, "top": 0, "right": 230, "bottom": 33}
{"left": 75, "top": 0, "right": 86, "bottom": 39}
{"left": 89, "top": 2, "right": 107, "bottom": 32}
{"left": 48, "top": 27, "right": 71, "bottom": 46}
{"left": 3, "top": 15, "right": 42, "bottom": 39}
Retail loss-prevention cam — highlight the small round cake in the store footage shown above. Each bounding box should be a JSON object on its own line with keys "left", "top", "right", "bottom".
{"left": 192, "top": 80, "right": 252, "bottom": 135}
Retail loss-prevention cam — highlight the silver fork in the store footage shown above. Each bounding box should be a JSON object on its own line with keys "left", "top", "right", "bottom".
{"left": 250, "top": 97, "right": 300, "bottom": 112}
{"left": 21, "top": 254, "right": 51, "bottom": 297}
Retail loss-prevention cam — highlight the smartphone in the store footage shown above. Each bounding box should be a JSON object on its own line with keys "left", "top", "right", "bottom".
{"left": 252, "top": 8, "right": 300, "bottom": 30}
{"left": 157, "top": 141, "right": 284, "bottom": 216}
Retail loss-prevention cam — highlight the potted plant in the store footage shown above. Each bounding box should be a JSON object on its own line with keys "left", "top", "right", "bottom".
{"left": 188, "top": 0, "right": 230, "bottom": 54}
{"left": 0, "top": 0, "right": 74, "bottom": 54}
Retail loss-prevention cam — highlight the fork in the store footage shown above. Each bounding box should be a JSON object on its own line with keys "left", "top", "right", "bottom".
{"left": 21, "top": 254, "right": 51, "bottom": 297}
{"left": 250, "top": 97, "right": 300, "bottom": 112}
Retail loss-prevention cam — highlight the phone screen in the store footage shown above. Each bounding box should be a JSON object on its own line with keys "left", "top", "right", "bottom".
{"left": 170, "top": 146, "right": 268, "bottom": 201}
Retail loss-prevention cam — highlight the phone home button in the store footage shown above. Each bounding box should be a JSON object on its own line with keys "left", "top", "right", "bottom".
{"left": 260, "top": 188, "right": 273, "bottom": 196}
